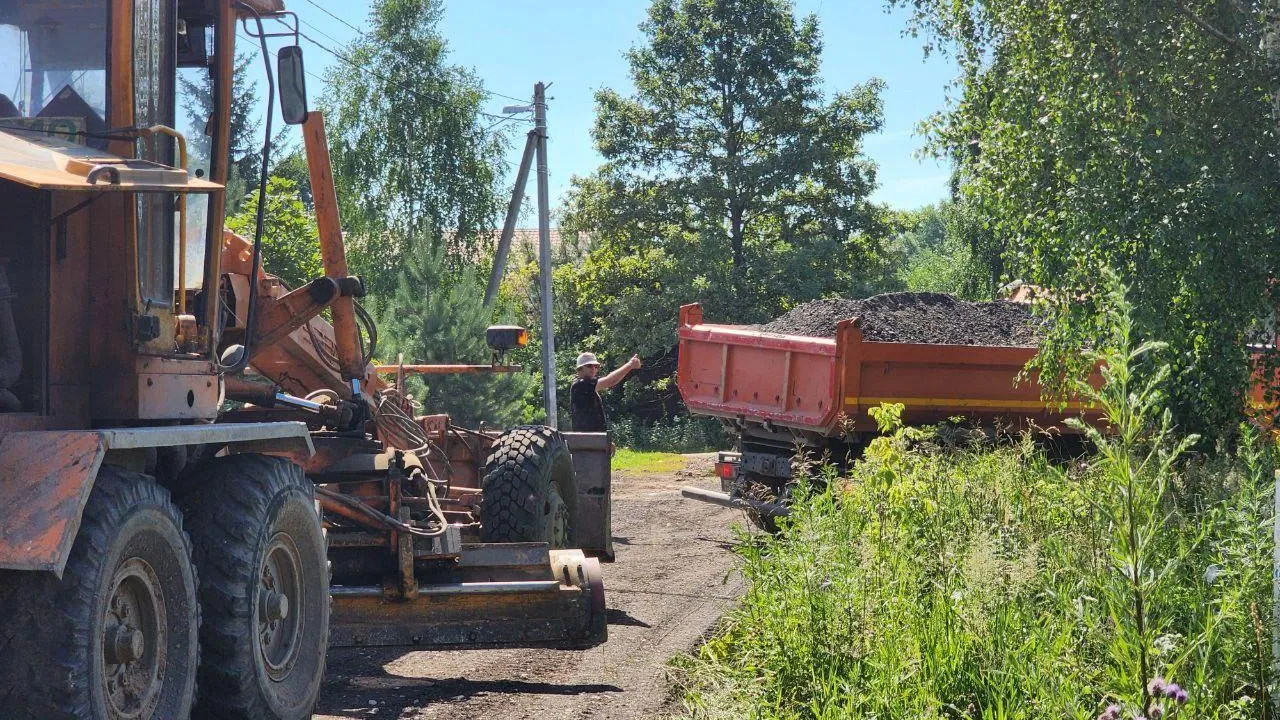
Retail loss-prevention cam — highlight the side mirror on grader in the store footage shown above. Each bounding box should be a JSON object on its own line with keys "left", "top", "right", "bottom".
{"left": 277, "top": 44, "right": 309, "bottom": 125}
{"left": 0, "top": 2, "right": 612, "bottom": 719}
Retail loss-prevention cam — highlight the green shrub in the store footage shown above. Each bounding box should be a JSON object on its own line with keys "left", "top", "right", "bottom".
{"left": 610, "top": 414, "right": 731, "bottom": 454}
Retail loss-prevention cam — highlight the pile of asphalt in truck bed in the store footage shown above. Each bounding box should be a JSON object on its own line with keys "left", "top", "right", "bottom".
{"left": 758, "top": 292, "right": 1041, "bottom": 346}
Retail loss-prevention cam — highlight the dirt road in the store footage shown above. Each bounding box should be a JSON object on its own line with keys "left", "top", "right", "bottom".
{"left": 316, "top": 455, "right": 743, "bottom": 720}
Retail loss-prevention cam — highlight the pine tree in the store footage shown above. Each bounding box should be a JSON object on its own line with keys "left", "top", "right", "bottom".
{"left": 375, "top": 239, "right": 531, "bottom": 427}
{"left": 179, "top": 52, "right": 287, "bottom": 213}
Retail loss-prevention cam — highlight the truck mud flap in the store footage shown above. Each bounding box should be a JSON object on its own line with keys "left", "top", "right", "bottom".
{"left": 328, "top": 544, "right": 606, "bottom": 650}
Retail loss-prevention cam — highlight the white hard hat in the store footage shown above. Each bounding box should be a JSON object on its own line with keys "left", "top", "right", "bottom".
{"left": 575, "top": 352, "right": 600, "bottom": 369}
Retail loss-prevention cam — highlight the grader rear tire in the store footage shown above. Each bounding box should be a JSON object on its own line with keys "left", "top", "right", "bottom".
{"left": 0, "top": 467, "right": 200, "bottom": 720}
{"left": 479, "top": 425, "right": 575, "bottom": 546}
{"left": 177, "top": 454, "right": 328, "bottom": 720}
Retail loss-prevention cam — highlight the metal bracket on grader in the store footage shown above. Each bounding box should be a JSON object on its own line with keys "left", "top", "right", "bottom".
{"left": 298, "top": 436, "right": 610, "bottom": 650}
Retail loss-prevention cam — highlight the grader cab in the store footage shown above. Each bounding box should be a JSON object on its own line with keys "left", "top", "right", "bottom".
{"left": 0, "top": 2, "right": 610, "bottom": 718}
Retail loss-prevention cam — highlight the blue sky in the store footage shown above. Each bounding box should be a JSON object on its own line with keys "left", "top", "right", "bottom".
{"left": 263, "top": 0, "right": 957, "bottom": 213}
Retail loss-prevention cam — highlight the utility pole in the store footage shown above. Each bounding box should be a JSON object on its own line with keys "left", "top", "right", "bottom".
{"left": 483, "top": 82, "right": 558, "bottom": 426}
{"left": 533, "top": 82, "right": 557, "bottom": 428}
{"left": 484, "top": 129, "right": 536, "bottom": 306}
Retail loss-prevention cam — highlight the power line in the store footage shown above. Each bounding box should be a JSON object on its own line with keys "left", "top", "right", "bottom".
{"left": 299, "top": 0, "right": 363, "bottom": 36}
{"left": 235, "top": 29, "right": 531, "bottom": 132}
{"left": 296, "top": 29, "right": 530, "bottom": 123}
{"left": 291, "top": 3, "right": 532, "bottom": 106}
{"left": 482, "top": 114, "right": 530, "bottom": 134}
{"left": 297, "top": 14, "right": 525, "bottom": 115}
{"left": 485, "top": 87, "right": 535, "bottom": 106}
{"left": 295, "top": 16, "right": 349, "bottom": 51}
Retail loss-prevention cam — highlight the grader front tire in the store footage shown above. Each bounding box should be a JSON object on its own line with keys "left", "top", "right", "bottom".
{"left": 479, "top": 425, "right": 576, "bottom": 546}
{"left": 178, "top": 454, "right": 329, "bottom": 720}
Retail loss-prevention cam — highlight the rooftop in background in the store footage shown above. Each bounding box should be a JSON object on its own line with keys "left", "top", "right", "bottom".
{"left": 486, "top": 228, "right": 577, "bottom": 258}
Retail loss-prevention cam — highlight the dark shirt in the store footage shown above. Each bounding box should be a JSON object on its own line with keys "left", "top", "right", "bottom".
{"left": 570, "top": 377, "right": 608, "bottom": 432}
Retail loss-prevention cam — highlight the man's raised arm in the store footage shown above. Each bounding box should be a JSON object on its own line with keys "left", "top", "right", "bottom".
{"left": 596, "top": 355, "right": 642, "bottom": 391}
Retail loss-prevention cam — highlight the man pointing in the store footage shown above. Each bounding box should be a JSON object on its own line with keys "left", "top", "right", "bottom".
{"left": 569, "top": 352, "right": 641, "bottom": 433}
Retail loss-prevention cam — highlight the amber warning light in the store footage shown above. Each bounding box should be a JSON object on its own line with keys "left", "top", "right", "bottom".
{"left": 485, "top": 325, "right": 529, "bottom": 364}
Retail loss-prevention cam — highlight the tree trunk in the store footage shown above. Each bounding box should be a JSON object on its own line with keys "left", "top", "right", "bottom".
{"left": 729, "top": 204, "right": 745, "bottom": 270}
{"left": 1266, "top": 0, "right": 1280, "bottom": 128}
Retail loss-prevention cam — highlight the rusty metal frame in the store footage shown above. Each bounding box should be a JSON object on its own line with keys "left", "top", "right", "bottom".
{"left": 329, "top": 547, "right": 606, "bottom": 649}
{"left": 0, "top": 423, "right": 313, "bottom": 577}
{"left": 372, "top": 364, "right": 521, "bottom": 375}
{"left": 97, "top": 421, "right": 314, "bottom": 455}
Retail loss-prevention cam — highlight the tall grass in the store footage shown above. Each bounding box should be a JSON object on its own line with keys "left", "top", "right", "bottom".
{"left": 673, "top": 285, "right": 1275, "bottom": 720}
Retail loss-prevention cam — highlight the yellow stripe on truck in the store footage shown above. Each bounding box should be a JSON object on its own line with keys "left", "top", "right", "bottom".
{"left": 845, "top": 396, "right": 1090, "bottom": 410}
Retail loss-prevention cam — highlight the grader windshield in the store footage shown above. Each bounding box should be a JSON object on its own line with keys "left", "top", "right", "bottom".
{"left": 0, "top": 1, "right": 227, "bottom": 360}
{"left": 0, "top": 1, "right": 109, "bottom": 143}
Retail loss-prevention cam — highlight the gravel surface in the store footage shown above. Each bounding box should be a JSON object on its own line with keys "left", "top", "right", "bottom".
{"left": 759, "top": 292, "right": 1040, "bottom": 346}
{"left": 316, "top": 455, "right": 742, "bottom": 720}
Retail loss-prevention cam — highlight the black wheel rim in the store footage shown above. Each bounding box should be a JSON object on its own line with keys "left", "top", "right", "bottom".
{"left": 258, "top": 532, "right": 304, "bottom": 680}
{"left": 102, "top": 558, "right": 166, "bottom": 719}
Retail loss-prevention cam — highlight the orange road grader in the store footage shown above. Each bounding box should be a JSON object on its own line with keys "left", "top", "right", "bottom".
{"left": 0, "top": 1, "right": 610, "bottom": 718}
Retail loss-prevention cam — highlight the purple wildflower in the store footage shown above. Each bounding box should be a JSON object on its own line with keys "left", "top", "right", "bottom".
{"left": 1097, "top": 704, "right": 1121, "bottom": 720}
{"left": 1173, "top": 688, "right": 1188, "bottom": 705}
{"left": 1161, "top": 683, "right": 1183, "bottom": 700}
{"left": 1148, "top": 704, "right": 1163, "bottom": 719}
{"left": 1147, "top": 677, "right": 1168, "bottom": 697}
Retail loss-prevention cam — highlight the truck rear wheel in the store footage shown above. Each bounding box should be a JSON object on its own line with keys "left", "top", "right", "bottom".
{"left": 177, "top": 454, "right": 328, "bottom": 720}
{"left": 479, "top": 425, "right": 575, "bottom": 546}
{"left": 0, "top": 466, "right": 199, "bottom": 720}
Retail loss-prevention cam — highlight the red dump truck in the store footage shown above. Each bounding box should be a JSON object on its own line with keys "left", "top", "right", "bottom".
{"left": 674, "top": 302, "right": 1092, "bottom": 522}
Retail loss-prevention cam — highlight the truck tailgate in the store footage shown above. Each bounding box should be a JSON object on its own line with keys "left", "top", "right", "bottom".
{"left": 677, "top": 304, "right": 841, "bottom": 433}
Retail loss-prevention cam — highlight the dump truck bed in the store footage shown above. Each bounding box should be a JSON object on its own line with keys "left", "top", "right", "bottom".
{"left": 676, "top": 303, "right": 1086, "bottom": 435}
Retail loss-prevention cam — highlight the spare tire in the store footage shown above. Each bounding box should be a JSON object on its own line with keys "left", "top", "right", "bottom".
{"left": 479, "top": 425, "right": 576, "bottom": 546}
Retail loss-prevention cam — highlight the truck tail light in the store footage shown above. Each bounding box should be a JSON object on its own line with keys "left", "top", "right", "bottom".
{"left": 715, "top": 460, "right": 737, "bottom": 480}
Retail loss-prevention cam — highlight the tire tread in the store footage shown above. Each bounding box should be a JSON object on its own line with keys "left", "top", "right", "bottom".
{"left": 177, "top": 453, "right": 327, "bottom": 720}
{"left": 0, "top": 466, "right": 198, "bottom": 719}
{"left": 479, "top": 425, "right": 573, "bottom": 543}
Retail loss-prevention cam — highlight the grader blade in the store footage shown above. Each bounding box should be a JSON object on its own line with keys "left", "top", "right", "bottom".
{"left": 329, "top": 545, "right": 606, "bottom": 649}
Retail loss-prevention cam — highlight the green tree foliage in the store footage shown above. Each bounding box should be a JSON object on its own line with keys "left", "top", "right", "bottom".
{"left": 892, "top": 0, "right": 1280, "bottom": 438}
{"left": 319, "top": 0, "right": 526, "bottom": 425}
{"left": 323, "top": 0, "right": 506, "bottom": 299}
{"left": 375, "top": 239, "right": 530, "bottom": 427}
{"left": 588, "top": 0, "right": 885, "bottom": 274}
{"left": 558, "top": 0, "right": 894, "bottom": 420}
{"left": 891, "top": 203, "right": 983, "bottom": 299}
{"left": 226, "top": 176, "right": 322, "bottom": 289}
{"left": 269, "top": 148, "right": 313, "bottom": 209}
{"left": 179, "top": 53, "right": 271, "bottom": 212}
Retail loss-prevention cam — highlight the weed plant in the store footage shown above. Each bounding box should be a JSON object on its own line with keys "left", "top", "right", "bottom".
{"left": 673, "top": 284, "right": 1275, "bottom": 719}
